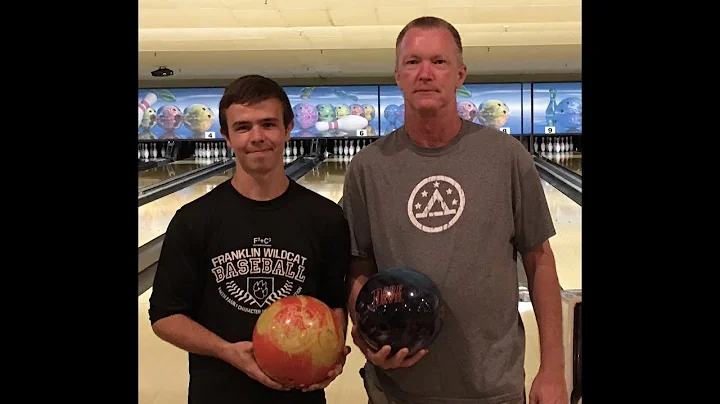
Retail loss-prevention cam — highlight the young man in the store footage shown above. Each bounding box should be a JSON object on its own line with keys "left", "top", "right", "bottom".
{"left": 342, "top": 17, "right": 570, "bottom": 404}
{"left": 148, "top": 75, "right": 351, "bottom": 404}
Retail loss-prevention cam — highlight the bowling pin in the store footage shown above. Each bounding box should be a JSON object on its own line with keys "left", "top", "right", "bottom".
{"left": 152, "top": 143, "right": 158, "bottom": 158}
{"left": 300, "top": 141, "right": 304, "bottom": 155}
{"left": 138, "top": 92, "right": 158, "bottom": 127}
{"left": 315, "top": 115, "right": 368, "bottom": 132}
{"left": 292, "top": 141, "right": 297, "bottom": 156}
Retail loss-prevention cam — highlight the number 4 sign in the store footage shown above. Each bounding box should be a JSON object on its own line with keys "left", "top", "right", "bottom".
{"left": 544, "top": 126, "right": 556, "bottom": 134}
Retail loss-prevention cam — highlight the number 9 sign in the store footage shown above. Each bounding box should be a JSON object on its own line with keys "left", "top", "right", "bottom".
{"left": 544, "top": 126, "right": 556, "bottom": 134}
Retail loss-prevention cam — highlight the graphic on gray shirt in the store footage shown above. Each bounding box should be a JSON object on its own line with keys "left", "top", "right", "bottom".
{"left": 342, "top": 120, "right": 556, "bottom": 404}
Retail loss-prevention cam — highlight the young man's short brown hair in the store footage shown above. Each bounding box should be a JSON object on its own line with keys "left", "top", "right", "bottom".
{"left": 219, "top": 75, "right": 294, "bottom": 135}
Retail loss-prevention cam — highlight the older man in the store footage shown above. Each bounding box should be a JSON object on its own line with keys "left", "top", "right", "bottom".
{"left": 342, "top": 16, "right": 569, "bottom": 404}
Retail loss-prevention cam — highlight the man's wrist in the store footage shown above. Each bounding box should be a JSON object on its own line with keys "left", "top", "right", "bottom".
{"left": 211, "top": 339, "right": 234, "bottom": 361}
{"left": 539, "top": 359, "right": 565, "bottom": 374}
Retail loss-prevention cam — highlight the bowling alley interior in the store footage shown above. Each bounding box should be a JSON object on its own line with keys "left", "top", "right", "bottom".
{"left": 138, "top": 1, "right": 581, "bottom": 403}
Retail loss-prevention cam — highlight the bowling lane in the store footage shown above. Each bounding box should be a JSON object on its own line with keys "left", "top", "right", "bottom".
{"left": 139, "top": 287, "right": 190, "bottom": 404}
{"left": 139, "top": 155, "right": 305, "bottom": 247}
{"left": 520, "top": 179, "right": 580, "bottom": 402}
{"left": 139, "top": 283, "right": 367, "bottom": 404}
{"left": 295, "top": 156, "right": 351, "bottom": 204}
{"left": 293, "top": 156, "right": 371, "bottom": 403}
{"left": 538, "top": 151, "right": 582, "bottom": 176}
{"left": 292, "top": 155, "right": 581, "bottom": 289}
{"left": 138, "top": 167, "right": 235, "bottom": 248}
{"left": 138, "top": 158, "right": 225, "bottom": 190}
{"left": 138, "top": 157, "right": 360, "bottom": 404}
{"left": 293, "top": 156, "right": 580, "bottom": 403}
{"left": 562, "top": 151, "right": 582, "bottom": 175}
{"left": 138, "top": 156, "right": 580, "bottom": 404}
{"left": 539, "top": 177, "right": 582, "bottom": 290}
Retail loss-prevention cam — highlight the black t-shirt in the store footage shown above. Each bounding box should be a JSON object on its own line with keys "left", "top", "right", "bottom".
{"left": 148, "top": 178, "right": 350, "bottom": 404}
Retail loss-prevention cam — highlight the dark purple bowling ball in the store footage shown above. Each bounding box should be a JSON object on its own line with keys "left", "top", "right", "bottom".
{"left": 355, "top": 267, "right": 445, "bottom": 357}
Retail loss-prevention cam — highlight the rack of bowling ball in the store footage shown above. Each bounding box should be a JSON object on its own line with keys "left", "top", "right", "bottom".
{"left": 251, "top": 266, "right": 444, "bottom": 389}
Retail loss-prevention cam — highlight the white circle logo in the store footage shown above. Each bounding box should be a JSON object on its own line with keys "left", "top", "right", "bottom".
{"left": 407, "top": 175, "right": 465, "bottom": 233}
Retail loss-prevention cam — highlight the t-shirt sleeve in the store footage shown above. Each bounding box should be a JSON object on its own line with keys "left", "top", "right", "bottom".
{"left": 341, "top": 158, "right": 373, "bottom": 258}
{"left": 148, "top": 208, "right": 203, "bottom": 325}
{"left": 317, "top": 209, "right": 351, "bottom": 310}
{"left": 512, "top": 147, "right": 557, "bottom": 255}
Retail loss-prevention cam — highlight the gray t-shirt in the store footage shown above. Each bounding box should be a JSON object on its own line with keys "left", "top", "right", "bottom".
{"left": 342, "top": 119, "right": 556, "bottom": 404}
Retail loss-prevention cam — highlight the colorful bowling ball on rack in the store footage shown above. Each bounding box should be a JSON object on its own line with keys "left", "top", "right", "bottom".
{"left": 355, "top": 267, "right": 445, "bottom": 356}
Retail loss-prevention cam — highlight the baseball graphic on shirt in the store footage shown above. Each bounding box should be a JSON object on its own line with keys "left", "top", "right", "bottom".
{"left": 407, "top": 175, "right": 466, "bottom": 233}
{"left": 209, "top": 238, "right": 308, "bottom": 315}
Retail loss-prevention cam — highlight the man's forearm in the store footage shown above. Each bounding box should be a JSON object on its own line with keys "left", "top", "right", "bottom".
{"left": 152, "top": 314, "right": 231, "bottom": 360}
{"left": 522, "top": 241, "right": 565, "bottom": 371}
{"left": 347, "top": 256, "right": 377, "bottom": 325}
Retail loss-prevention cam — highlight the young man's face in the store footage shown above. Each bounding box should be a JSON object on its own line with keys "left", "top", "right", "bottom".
{"left": 222, "top": 98, "right": 292, "bottom": 175}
